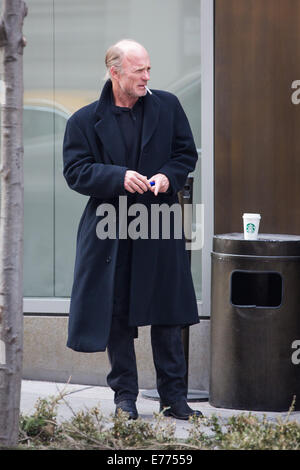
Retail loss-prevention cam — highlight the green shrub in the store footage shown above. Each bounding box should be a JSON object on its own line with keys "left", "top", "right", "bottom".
{"left": 187, "top": 412, "right": 300, "bottom": 450}
{"left": 19, "top": 396, "right": 59, "bottom": 444}
{"left": 18, "top": 392, "right": 300, "bottom": 450}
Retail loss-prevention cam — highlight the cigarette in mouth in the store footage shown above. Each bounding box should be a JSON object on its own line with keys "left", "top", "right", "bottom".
{"left": 145, "top": 86, "right": 152, "bottom": 95}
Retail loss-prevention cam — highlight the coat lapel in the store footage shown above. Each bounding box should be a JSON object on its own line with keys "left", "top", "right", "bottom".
{"left": 94, "top": 114, "right": 127, "bottom": 167}
{"left": 137, "top": 91, "right": 160, "bottom": 172}
{"left": 140, "top": 91, "right": 160, "bottom": 152}
{"left": 94, "top": 80, "right": 127, "bottom": 166}
{"left": 94, "top": 80, "right": 161, "bottom": 168}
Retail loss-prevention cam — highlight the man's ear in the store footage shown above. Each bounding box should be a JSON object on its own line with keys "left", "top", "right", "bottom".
{"left": 110, "top": 66, "right": 119, "bottom": 81}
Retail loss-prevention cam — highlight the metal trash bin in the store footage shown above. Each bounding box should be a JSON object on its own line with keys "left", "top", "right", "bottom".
{"left": 210, "top": 233, "right": 300, "bottom": 411}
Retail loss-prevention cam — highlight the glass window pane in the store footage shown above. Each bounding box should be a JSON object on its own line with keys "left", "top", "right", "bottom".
{"left": 54, "top": 111, "right": 86, "bottom": 297}
{"left": 23, "top": 0, "right": 54, "bottom": 297}
{"left": 54, "top": 0, "right": 202, "bottom": 300}
{"left": 13, "top": 0, "right": 202, "bottom": 301}
{"left": 23, "top": 107, "right": 54, "bottom": 296}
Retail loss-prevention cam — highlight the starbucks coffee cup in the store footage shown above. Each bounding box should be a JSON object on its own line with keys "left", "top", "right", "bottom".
{"left": 242, "top": 213, "right": 261, "bottom": 240}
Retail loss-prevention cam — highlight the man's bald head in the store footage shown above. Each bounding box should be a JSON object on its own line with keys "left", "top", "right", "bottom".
{"left": 105, "top": 39, "right": 149, "bottom": 79}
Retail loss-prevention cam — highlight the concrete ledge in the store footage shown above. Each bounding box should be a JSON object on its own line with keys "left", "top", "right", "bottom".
{"left": 23, "top": 316, "right": 210, "bottom": 390}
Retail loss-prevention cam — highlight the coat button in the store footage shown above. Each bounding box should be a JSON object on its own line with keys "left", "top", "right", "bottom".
{"left": 106, "top": 256, "right": 112, "bottom": 263}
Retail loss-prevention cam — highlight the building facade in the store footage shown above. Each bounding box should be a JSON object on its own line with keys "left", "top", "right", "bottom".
{"left": 2, "top": 0, "right": 298, "bottom": 394}
{"left": 17, "top": 0, "right": 211, "bottom": 390}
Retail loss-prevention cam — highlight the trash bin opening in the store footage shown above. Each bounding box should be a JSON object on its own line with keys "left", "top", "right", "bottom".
{"left": 230, "top": 270, "right": 282, "bottom": 308}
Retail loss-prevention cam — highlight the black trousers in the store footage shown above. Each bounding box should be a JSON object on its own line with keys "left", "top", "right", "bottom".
{"left": 107, "top": 316, "right": 188, "bottom": 405}
{"left": 106, "top": 240, "right": 188, "bottom": 405}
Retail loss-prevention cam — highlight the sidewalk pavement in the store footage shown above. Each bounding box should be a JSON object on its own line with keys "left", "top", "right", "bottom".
{"left": 20, "top": 380, "right": 300, "bottom": 440}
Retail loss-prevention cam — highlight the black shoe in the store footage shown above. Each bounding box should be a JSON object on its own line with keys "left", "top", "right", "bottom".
{"left": 115, "top": 400, "right": 138, "bottom": 420}
{"left": 160, "top": 399, "right": 203, "bottom": 420}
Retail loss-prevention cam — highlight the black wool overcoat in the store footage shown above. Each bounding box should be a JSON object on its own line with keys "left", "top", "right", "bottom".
{"left": 63, "top": 80, "right": 199, "bottom": 352}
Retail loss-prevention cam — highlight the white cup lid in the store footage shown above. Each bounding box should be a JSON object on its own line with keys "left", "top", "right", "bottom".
{"left": 243, "top": 213, "right": 261, "bottom": 219}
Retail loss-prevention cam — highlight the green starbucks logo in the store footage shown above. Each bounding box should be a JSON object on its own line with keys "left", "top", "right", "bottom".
{"left": 246, "top": 222, "right": 256, "bottom": 234}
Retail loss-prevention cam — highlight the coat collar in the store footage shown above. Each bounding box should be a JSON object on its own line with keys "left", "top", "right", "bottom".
{"left": 94, "top": 80, "right": 160, "bottom": 167}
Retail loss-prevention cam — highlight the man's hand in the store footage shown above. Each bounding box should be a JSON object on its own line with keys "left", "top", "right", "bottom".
{"left": 148, "top": 173, "right": 170, "bottom": 196}
{"left": 124, "top": 170, "right": 151, "bottom": 194}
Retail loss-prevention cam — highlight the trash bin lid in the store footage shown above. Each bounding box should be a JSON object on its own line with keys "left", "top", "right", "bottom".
{"left": 213, "top": 233, "right": 300, "bottom": 257}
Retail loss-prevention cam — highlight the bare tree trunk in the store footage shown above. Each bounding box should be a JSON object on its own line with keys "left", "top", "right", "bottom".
{"left": 0, "top": 0, "right": 27, "bottom": 447}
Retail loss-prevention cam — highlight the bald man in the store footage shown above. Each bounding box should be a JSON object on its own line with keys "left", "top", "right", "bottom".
{"left": 63, "top": 39, "right": 203, "bottom": 420}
